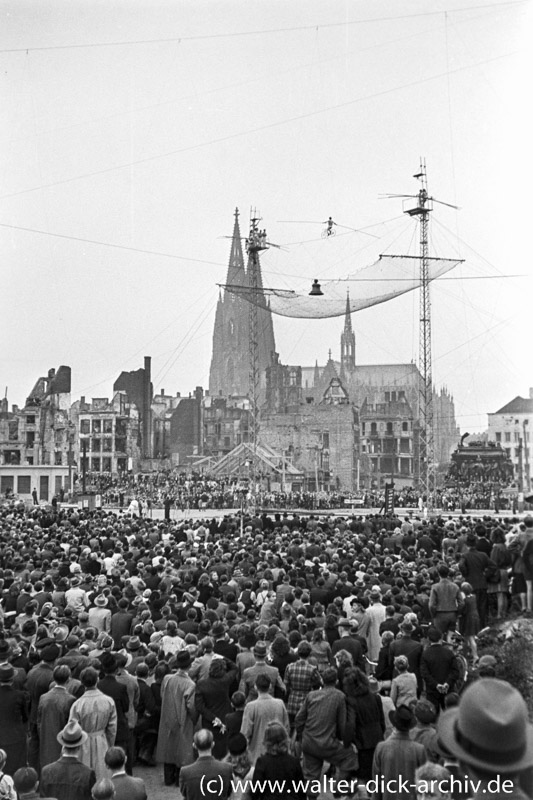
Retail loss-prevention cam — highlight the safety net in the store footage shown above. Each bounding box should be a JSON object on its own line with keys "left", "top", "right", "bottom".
{"left": 224, "top": 254, "right": 463, "bottom": 319}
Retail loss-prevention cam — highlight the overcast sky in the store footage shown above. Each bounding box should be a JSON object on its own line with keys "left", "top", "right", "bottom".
{"left": 1, "top": 0, "right": 531, "bottom": 433}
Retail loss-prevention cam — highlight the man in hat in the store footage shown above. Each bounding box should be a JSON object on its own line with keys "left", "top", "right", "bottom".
{"left": 212, "top": 622, "right": 238, "bottom": 662}
{"left": 88, "top": 596, "right": 111, "bottom": 634}
{"left": 37, "top": 665, "right": 76, "bottom": 769}
{"left": 0, "top": 663, "right": 28, "bottom": 775}
{"left": 239, "top": 641, "right": 285, "bottom": 702}
{"left": 156, "top": 650, "right": 198, "bottom": 786}
{"left": 371, "top": 705, "right": 426, "bottom": 800}
{"left": 40, "top": 720, "right": 96, "bottom": 800}
{"left": 57, "top": 636, "right": 90, "bottom": 679}
{"left": 437, "top": 678, "right": 533, "bottom": 799}
{"left": 0, "top": 639, "right": 26, "bottom": 689}
{"left": 114, "top": 652, "right": 140, "bottom": 772}
{"left": 179, "top": 729, "right": 233, "bottom": 800}
{"left": 26, "top": 642, "right": 60, "bottom": 769}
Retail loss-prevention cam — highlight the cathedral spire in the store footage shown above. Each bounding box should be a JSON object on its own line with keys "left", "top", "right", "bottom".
{"left": 225, "top": 207, "right": 246, "bottom": 290}
{"left": 340, "top": 291, "right": 356, "bottom": 374}
{"left": 344, "top": 291, "right": 353, "bottom": 332}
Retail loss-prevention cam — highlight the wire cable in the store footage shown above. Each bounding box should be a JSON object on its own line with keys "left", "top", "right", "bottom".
{"left": 0, "top": 2, "right": 525, "bottom": 54}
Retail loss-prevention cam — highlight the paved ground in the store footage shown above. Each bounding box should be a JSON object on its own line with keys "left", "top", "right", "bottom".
{"left": 99, "top": 504, "right": 522, "bottom": 522}
{"left": 135, "top": 764, "right": 178, "bottom": 799}
{"left": 134, "top": 762, "right": 346, "bottom": 800}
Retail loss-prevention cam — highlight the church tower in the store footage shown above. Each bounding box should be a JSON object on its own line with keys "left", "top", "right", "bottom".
{"left": 340, "top": 291, "right": 356, "bottom": 378}
{"left": 208, "top": 208, "right": 276, "bottom": 400}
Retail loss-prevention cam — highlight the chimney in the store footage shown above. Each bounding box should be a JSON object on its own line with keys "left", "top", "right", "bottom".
{"left": 81, "top": 396, "right": 85, "bottom": 406}
{"left": 176, "top": 392, "right": 181, "bottom": 398}
{"left": 12, "top": 404, "right": 19, "bottom": 414}
{"left": 161, "top": 389, "right": 164, "bottom": 396}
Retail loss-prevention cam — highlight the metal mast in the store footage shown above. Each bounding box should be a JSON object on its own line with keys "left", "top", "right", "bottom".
{"left": 246, "top": 210, "right": 268, "bottom": 502}
{"left": 405, "top": 160, "right": 435, "bottom": 499}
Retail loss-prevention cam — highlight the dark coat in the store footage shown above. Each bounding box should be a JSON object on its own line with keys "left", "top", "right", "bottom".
{"left": 0, "top": 684, "right": 28, "bottom": 774}
{"left": 344, "top": 689, "right": 385, "bottom": 750}
{"left": 97, "top": 675, "right": 130, "bottom": 745}
{"left": 459, "top": 548, "right": 496, "bottom": 590}
{"left": 179, "top": 755, "right": 233, "bottom": 800}
{"left": 331, "top": 636, "right": 366, "bottom": 671}
{"left": 251, "top": 753, "right": 306, "bottom": 800}
{"left": 111, "top": 773, "right": 147, "bottom": 800}
{"left": 40, "top": 756, "right": 96, "bottom": 800}
{"left": 388, "top": 637, "right": 423, "bottom": 689}
{"left": 37, "top": 686, "right": 76, "bottom": 768}
{"left": 420, "top": 644, "right": 460, "bottom": 692}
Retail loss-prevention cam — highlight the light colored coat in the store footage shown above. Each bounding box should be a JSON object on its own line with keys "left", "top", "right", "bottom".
{"left": 69, "top": 688, "right": 117, "bottom": 780}
{"left": 155, "top": 670, "right": 198, "bottom": 767}
{"left": 240, "top": 693, "right": 289, "bottom": 763}
{"left": 365, "top": 602, "right": 387, "bottom": 662}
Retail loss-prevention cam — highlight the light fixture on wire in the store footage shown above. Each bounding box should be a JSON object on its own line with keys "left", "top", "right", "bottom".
{"left": 309, "top": 279, "right": 323, "bottom": 296}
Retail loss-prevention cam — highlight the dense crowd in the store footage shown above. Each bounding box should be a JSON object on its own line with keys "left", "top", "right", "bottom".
{"left": 0, "top": 501, "right": 532, "bottom": 800}
{"left": 71, "top": 469, "right": 521, "bottom": 514}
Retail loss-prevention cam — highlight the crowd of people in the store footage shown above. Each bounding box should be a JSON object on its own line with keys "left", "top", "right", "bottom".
{"left": 68, "top": 468, "right": 523, "bottom": 516}
{"left": 0, "top": 499, "right": 533, "bottom": 800}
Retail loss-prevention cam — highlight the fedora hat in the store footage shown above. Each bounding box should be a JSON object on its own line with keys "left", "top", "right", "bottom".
{"left": 0, "top": 664, "right": 15, "bottom": 683}
{"left": 57, "top": 720, "right": 88, "bottom": 748}
{"left": 175, "top": 650, "right": 192, "bottom": 669}
{"left": 253, "top": 641, "right": 268, "bottom": 658}
{"left": 239, "top": 631, "right": 257, "bottom": 650}
{"left": 438, "top": 679, "right": 533, "bottom": 773}
{"left": 126, "top": 636, "right": 141, "bottom": 652}
{"left": 337, "top": 618, "right": 352, "bottom": 628}
{"left": 53, "top": 624, "right": 70, "bottom": 643}
{"left": 389, "top": 705, "right": 416, "bottom": 731}
{"left": 94, "top": 595, "right": 108, "bottom": 607}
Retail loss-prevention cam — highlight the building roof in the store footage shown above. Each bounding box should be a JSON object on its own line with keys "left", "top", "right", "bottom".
{"left": 493, "top": 396, "right": 533, "bottom": 415}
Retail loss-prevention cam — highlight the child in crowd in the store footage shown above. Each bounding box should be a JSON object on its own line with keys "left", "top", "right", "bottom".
{"left": 390, "top": 655, "right": 417, "bottom": 708}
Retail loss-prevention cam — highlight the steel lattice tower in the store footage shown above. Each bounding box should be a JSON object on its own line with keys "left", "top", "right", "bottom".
{"left": 405, "top": 162, "right": 435, "bottom": 499}
{"left": 246, "top": 210, "right": 267, "bottom": 498}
